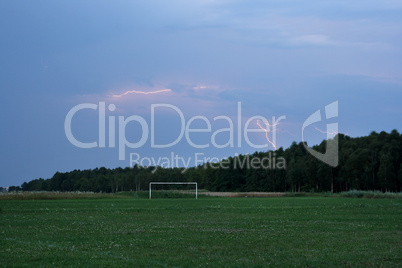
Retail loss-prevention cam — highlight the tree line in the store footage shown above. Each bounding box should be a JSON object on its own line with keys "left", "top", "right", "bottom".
{"left": 10, "top": 130, "right": 402, "bottom": 193}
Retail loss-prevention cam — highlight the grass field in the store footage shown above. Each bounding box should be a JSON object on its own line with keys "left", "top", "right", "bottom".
{"left": 0, "top": 196, "right": 401, "bottom": 267}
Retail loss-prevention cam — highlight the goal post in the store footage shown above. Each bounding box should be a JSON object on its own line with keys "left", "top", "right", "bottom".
{"left": 149, "top": 182, "right": 198, "bottom": 199}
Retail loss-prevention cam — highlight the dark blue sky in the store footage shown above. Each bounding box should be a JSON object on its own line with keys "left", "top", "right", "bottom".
{"left": 1, "top": 0, "right": 401, "bottom": 187}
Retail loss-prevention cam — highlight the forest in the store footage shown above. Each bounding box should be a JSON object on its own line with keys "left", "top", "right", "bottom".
{"left": 10, "top": 130, "right": 402, "bottom": 193}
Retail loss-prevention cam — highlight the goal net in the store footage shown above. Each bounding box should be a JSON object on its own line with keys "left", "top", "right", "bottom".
{"left": 149, "top": 182, "right": 198, "bottom": 199}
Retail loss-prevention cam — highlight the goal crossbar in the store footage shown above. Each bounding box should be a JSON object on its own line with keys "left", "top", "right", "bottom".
{"left": 149, "top": 182, "right": 198, "bottom": 199}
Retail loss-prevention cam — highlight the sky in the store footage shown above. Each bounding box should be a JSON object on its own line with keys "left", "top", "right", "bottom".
{"left": 1, "top": 0, "right": 401, "bottom": 187}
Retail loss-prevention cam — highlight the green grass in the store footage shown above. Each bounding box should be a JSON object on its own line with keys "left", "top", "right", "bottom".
{"left": 0, "top": 191, "right": 202, "bottom": 200}
{"left": 116, "top": 190, "right": 202, "bottom": 199}
{"left": 283, "top": 190, "right": 402, "bottom": 199}
{"left": 0, "top": 197, "right": 401, "bottom": 267}
{"left": 338, "top": 190, "right": 402, "bottom": 199}
{"left": 0, "top": 191, "right": 120, "bottom": 200}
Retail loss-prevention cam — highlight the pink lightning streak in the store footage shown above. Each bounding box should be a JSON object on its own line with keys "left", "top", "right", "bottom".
{"left": 256, "top": 120, "right": 279, "bottom": 150}
{"left": 112, "top": 89, "right": 172, "bottom": 98}
{"left": 314, "top": 127, "right": 339, "bottom": 135}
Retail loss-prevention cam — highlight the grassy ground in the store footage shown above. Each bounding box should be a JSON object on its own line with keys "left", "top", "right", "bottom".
{"left": 0, "top": 196, "right": 401, "bottom": 267}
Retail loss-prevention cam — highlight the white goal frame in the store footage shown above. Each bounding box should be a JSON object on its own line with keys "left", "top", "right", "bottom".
{"left": 149, "top": 182, "right": 198, "bottom": 199}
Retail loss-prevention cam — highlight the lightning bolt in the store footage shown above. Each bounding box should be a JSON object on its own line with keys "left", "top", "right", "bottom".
{"left": 315, "top": 127, "right": 349, "bottom": 138}
{"left": 256, "top": 120, "right": 279, "bottom": 150}
{"left": 314, "top": 127, "right": 339, "bottom": 135}
{"left": 112, "top": 89, "right": 172, "bottom": 98}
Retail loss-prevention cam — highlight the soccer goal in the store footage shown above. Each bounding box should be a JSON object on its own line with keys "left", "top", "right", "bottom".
{"left": 149, "top": 182, "right": 198, "bottom": 199}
